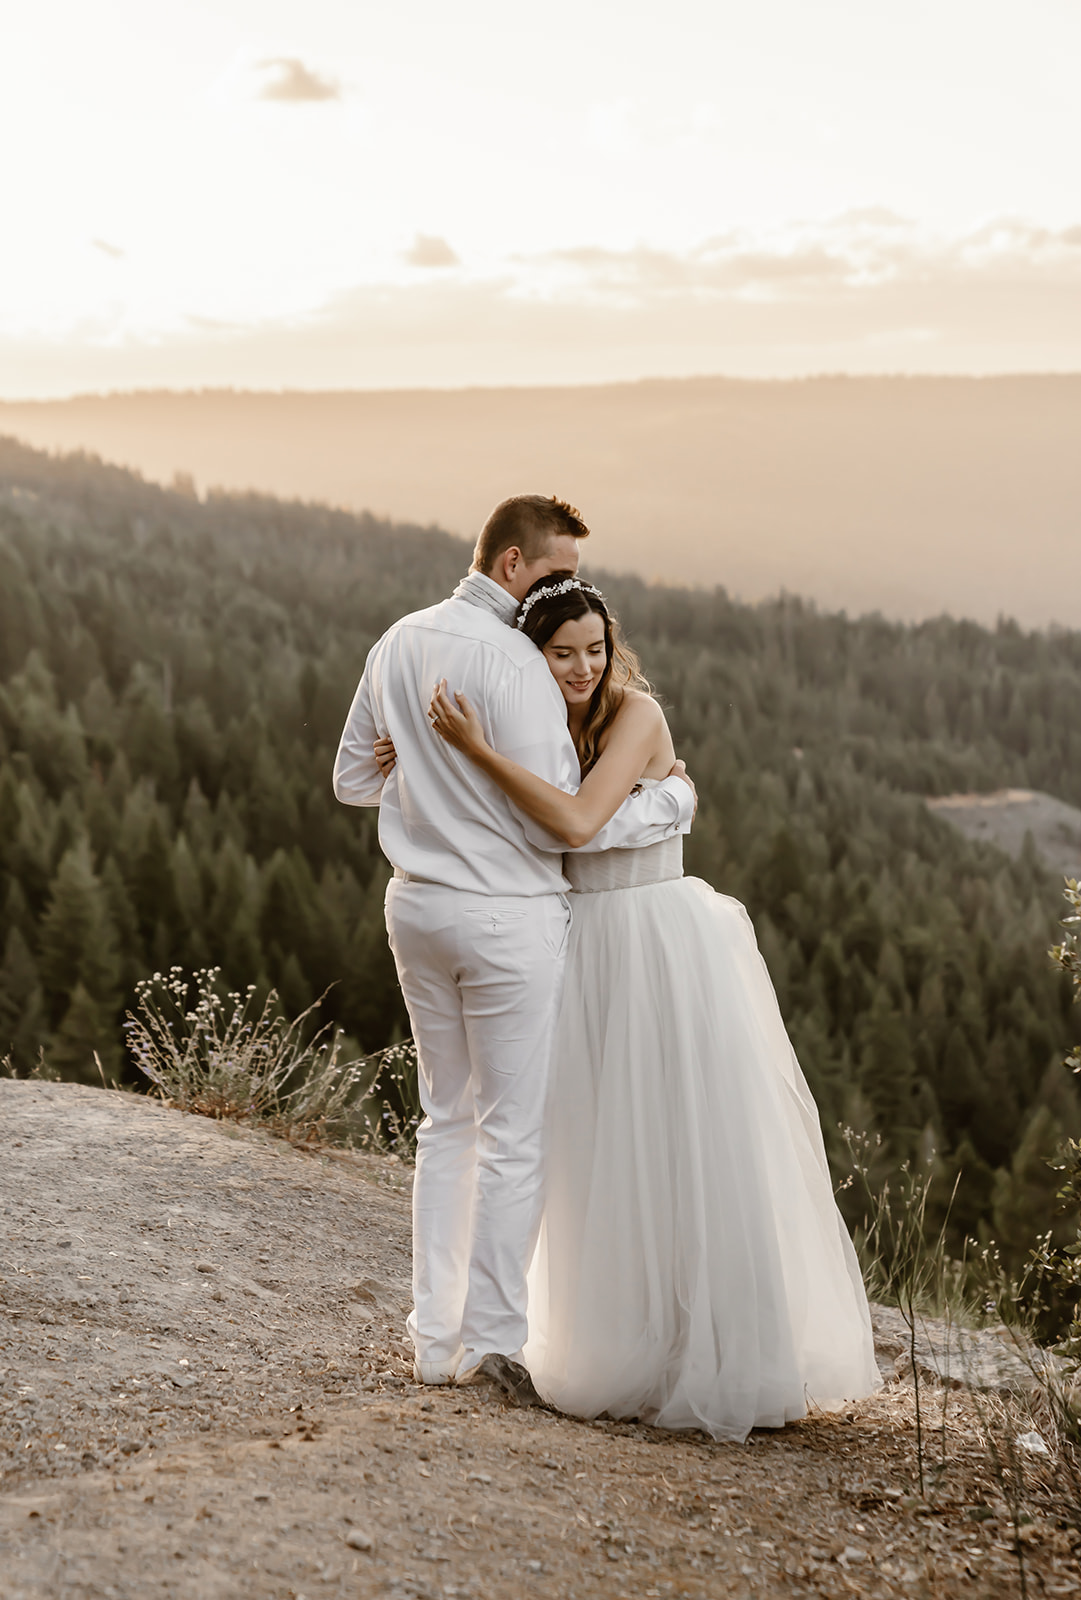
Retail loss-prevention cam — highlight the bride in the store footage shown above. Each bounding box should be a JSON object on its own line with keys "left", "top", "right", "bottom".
{"left": 422, "top": 573, "right": 881, "bottom": 1441}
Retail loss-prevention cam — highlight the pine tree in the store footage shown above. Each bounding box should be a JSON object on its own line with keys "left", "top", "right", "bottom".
{"left": 48, "top": 981, "right": 119, "bottom": 1083}
{"left": 858, "top": 995, "right": 919, "bottom": 1156}
{"left": 0, "top": 925, "right": 45, "bottom": 1072}
{"left": 36, "top": 838, "right": 121, "bottom": 1027}
{"left": 936, "top": 1025, "right": 981, "bottom": 1137}
{"left": 122, "top": 674, "right": 180, "bottom": 796}
{"left": 128, "top": 809, "right": 180, "bottom": 945}
{"left": 991, "top": 1105, "right": 1074, "bottom": 1272}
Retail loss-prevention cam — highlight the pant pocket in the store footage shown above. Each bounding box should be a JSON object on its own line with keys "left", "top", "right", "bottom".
{"left": 551, "top": 896, "right": 572, "bottom": 959}
{"left": 462, "top": 907, "right": 528, "bottom": 936}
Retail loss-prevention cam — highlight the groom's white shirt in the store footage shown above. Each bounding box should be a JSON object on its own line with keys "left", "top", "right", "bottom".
{"left": 333, "top": 574, "right": 693, "bottom": 893}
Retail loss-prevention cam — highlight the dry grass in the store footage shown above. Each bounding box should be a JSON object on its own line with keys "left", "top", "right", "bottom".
{"left": 124, "top": 965, "right": 420, "bottom": 1151}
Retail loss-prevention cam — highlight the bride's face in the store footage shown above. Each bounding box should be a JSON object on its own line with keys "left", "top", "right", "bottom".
{"left": 541, "top": 611, "right": 608, "bottom": 708}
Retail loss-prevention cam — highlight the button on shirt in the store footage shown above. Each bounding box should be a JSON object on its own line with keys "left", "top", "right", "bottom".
{"left": 332, "top": 583, "right": 694, "bottom": 897}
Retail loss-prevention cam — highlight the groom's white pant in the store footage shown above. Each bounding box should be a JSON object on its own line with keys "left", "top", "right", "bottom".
{"left": 385, "top": 878, "right": 570, "bottom": 1373}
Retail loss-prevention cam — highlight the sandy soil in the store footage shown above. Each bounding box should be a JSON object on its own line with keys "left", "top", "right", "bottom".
{"left": 2, "top": 1080, "right": 1079, "bottom": 1600}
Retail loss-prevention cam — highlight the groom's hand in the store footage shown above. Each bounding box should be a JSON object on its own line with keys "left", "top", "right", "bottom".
{"left": 373, "top": 737, "right": 397, "bottom": 778}
{"left": 668, "top": 759, "right": 697, "bottom": 820}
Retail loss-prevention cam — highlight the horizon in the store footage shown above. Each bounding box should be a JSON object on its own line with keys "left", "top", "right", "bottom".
{"left": 7, "top": 367, "right": 1081, "bottom": 406}
{"left": 4, "top": 377, "right": 1079, "bottom": 632}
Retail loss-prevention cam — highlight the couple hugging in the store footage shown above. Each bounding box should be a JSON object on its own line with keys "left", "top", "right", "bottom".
{"left": 333, "top": 494, "right": 880, "bottom": 1442}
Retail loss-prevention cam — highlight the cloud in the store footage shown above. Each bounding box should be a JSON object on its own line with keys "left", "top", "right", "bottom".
{"left": 403, "top": 235, "right": 460, "bottom": 269}
{"left": 183, "top": 313, "right": 247, "bottom": 334}
{"left": 257, "top": 58, "right": 340, "bottom": 103}
{"left": 539, "top": 241, "right": 853, "bottom": 296}
{"left": 825, "top": 206, "right": 911, "bottom": 231}
{"left": 522, "top": 216, "right": 1081, "bottom": 305}
{"left": 91, "top": 239, "right": 124, "bottom": 260}
{"left": 7, "top": 213, "right": 1081, "bottom": 396}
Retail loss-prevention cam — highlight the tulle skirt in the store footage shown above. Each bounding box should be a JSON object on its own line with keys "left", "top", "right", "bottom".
{"left": 524, "top": 876, "right": 881, "bottom": 1442}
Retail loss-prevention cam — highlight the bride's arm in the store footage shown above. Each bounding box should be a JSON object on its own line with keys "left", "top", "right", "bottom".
{"left": 429, "top": 679, "right": 676, "bottom": 848}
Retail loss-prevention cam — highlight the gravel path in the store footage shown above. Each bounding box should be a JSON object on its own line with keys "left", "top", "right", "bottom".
{"left": 2, "top": 1081, "right": 1078, "bottom": 1599}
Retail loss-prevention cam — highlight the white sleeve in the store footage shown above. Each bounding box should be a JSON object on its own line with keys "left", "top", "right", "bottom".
{"left": 569, "top": 774, "right": 694, "bottom": 854}
{"left": 489, "top": 659, "right": 695, "bottom": 854}
{"left": 487, "top": 658, "right": 580, "bottom": 852}
{"left": 332, "top": 648, "right": 385, "bottom": 808}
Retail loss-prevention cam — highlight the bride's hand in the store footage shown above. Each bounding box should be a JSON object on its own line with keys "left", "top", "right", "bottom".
{"left": 429, "top": 679, "right": 490, "bottom": 758}
{"left": 373, "top": 736, "right": 397, "bottom": 778}
{"left": 669, "top": 758, "right": 698, "bottom": 820}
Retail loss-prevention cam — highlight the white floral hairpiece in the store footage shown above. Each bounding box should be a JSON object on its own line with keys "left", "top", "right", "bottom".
{"left": 515, "top": 577, "right": 606, "bottom": 628}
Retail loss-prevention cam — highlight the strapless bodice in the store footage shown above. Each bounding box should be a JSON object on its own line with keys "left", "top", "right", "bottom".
{"left": 565, "top": 833, "right": 684, "bottom": 894}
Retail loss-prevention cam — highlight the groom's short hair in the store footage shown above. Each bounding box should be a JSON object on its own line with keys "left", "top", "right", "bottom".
{"left": 473, "top": 495, "right": 590, "bottom": 573}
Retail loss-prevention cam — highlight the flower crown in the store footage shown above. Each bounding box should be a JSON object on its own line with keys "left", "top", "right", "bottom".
{"left": 515, "top": 577, "right": 606, "bottom": 629}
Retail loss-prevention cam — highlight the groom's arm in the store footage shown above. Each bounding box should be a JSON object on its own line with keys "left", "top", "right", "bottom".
{"left": 568, "top": 770, "right": 693, "bottom": 854}
{"left": 333, "top": 650, "right": 385, "bottom": 807}
{"left": 514, "top": 761, "right": 693, "bottom": 854}
{"left": 488, "top": 659, "right": 694, "bottom": 852}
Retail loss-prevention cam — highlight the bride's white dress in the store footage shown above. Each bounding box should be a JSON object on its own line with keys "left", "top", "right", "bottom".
{"left": 524, "top": 812, "right": 881, "bottom": 1442}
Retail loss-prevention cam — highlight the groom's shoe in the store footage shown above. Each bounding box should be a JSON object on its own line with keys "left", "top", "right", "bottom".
{"left": 413, "top": 1356, "right": 461, "bottom": 1386}
{"left": 466, "top": 1353, "right": 547, "bottom": 1409}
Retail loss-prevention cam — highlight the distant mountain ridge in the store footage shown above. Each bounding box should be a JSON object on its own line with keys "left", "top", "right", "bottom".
{"left": 2, "top": 374, "right": 1079, "bottom": 628}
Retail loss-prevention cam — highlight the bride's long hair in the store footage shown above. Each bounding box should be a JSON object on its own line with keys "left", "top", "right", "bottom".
{"left": 517, "top": 574, "right": 651, "bottom": 775}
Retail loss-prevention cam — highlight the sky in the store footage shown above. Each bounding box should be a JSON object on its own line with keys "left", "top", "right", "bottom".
{"left": 3, "top": 0, "right": 1081, "bottom": 396}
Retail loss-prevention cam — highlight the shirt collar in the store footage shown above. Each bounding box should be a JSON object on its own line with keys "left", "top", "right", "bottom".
{"left": 451, "top": 570, "right": 520, "bottom": 626}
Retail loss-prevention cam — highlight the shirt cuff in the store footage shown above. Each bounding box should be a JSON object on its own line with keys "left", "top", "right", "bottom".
{"left": 659, "top": 774, "right": 695, "bottom": 833}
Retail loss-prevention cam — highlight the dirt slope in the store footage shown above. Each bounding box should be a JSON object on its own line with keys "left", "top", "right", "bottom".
{"left": 1, "top": 1081, "right": 1077, "bottom": 1599}
{"left": 926, "top": 789, "right": 1081, "bottom": 883}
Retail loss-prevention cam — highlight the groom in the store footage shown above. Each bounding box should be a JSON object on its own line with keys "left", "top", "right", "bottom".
{"left": 333, "top": 494, "right": 694, "bottom": 1403}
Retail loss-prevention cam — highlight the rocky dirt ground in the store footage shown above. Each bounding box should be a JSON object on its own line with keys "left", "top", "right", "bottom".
{"left": 2, "top": 1080, "right": 1080, "bottom": 1600}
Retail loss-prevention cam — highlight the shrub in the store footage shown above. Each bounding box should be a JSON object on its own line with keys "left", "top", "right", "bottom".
{"left": 125, "top": 966, "right": 420, "bottom": 1152}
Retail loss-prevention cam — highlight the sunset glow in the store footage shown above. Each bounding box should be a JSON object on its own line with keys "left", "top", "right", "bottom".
{"left": 4, "top": 0, "right": 1081, "bottom": 395}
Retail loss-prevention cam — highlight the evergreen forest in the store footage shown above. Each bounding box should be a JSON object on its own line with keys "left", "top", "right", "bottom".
{"left": 2, "top": 436, "right": 1079, "bottom": 1274}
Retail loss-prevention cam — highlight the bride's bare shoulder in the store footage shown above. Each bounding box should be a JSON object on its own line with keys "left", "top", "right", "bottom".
{"left": 604, "top": 689, "right": 670, "bottom": 749}
{"left": 616, "top": 687, "right": 666, "bottom": 727}
{"left": 611, "top": 689, "right": 675, "bottom": 776}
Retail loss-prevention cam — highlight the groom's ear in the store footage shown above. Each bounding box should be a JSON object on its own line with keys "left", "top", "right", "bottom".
{"left": 499, "top": 546, "right": 525, "bottom": 583}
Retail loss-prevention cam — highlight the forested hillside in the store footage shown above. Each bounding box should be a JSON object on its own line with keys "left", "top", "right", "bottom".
{"left": 1, "top": 436, "right": 1079, "bottom": 1267}
{"left": 6, "top": 375, "right": 1081, "bottom": 626}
